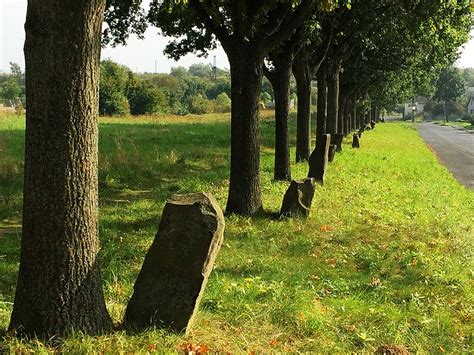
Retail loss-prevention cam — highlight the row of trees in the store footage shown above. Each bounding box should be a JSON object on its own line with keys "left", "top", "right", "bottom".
{"left": 8, "top": 0, "right": 472, "bottom": 340}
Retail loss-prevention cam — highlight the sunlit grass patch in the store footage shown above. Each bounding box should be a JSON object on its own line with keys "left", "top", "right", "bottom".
{"left": 0, "top": 114, "right": 473, "bottom": 352}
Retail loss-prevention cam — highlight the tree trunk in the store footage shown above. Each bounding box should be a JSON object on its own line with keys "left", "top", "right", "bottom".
{"left": 293, "top": 55, "right": 312, "bottom": 162}
{"left": 338, "top": 94, "right": 346, "bottom": 136}
{"left": 316, "top": 64, "right": 327, "bottom": 137}
{"left": 9, "top": 0, "right": 111, "bottom": 338}
{"left": 265, "top": 51, "right": 293, "bottom": 181}
{"left": 226, "top": 50, "right": 263, "bottom": 215}
{"left": 326, "top": 61, "right": 340, "bottom": 135}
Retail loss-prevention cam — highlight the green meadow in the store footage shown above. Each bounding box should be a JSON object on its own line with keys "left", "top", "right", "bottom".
{"left": 1, "top": 112, "right": 473, "bottom": 352}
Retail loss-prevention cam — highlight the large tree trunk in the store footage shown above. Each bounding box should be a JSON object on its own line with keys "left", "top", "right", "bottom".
{"left": 326, "top": 61, "right": 340, "bottom": 135}
{"left": 265, "top": 50, "right": 293, "bottom": 181}
{"left": 9, "top": 0, "right": 111, "bottom": 338}
{"left": 293, "top": 55, "right": 312, "bottom": 162}
{"left": 226, "top": 50, "right": 263, "bottom": 215}
{"left": 316, "top": 66, "right": 327, "bottom": 137}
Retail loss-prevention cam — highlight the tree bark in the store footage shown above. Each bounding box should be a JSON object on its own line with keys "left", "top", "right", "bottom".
{"left": 9, "top": 0, "right": 111, "bottom": 338}
{"left": 326, "top": 61, "right": 340, "bottom": 135}
{"left": 316, "top": 66, "right": 327, "bottom": 138}
{"left": 225, "top": 49, "right": 263, "bottom": 215}
{"left": 293, "top": 55, "right": 312, "bottom": 162}
{"left": 265, "top": 49, "right": 293, "bottom": 181}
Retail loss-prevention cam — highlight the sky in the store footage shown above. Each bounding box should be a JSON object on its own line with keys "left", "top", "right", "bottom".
{"left": 1, "top": 0, "right": 473, "bottom": 74}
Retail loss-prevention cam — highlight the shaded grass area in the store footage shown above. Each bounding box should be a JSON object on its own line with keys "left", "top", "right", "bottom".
{"left": 0, "top": 113, "right": 473, "bottom": 352}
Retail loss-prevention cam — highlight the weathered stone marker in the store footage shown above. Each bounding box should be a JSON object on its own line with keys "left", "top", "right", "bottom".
{"left": 328, "top": 144, "right": 337, "bottom": 162}
{"left": 125, "top": 192, "right": 225, "bottom": 333}
{"left": 331, "top": 133, "right": 344, "bottom": 152}
{"left": 308, "top": 134, "right": 331, "bottom": 184}
{"left": 280, "top": 178, "right": 316, "bottom": 218}
{"left": 352, "top": 134, "right": 360, "bottom": 148}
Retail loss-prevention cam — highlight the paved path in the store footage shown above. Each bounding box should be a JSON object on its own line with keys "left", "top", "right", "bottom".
{"left": 418, "top": 122, "right": 474, "bottom": 189}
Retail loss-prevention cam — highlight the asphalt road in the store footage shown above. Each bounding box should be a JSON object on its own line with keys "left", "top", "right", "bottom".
{"left": 418, "top": 122, "right": 474, "bottom": 189}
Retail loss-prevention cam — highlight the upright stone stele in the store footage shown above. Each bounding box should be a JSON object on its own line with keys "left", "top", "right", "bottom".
{"left": 308, "top": 134, "right": 331, "bottom": 184}
{"left": 332, "top": 133, "right": 344, "bottom": 152}
{"left": 328, "top": 144, "right": 337, "bottom": 162}
{"left": 280, "top": 178, "right": 316, "bottom": 218}
{"left": 125, "top": 192, "right": 225, "bottom": 333}
{"left": 352, "top": 134, "right": 360, "bottom": 148}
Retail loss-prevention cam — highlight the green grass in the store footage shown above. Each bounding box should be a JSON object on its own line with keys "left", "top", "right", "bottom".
{"left": 432, "top": 119, "right": 474, "bottom": 130}
{"left": 0, "top": 112, "right": 473, "bottom": 352}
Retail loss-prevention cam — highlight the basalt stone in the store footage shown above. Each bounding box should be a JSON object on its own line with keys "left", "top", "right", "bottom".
{"left": 352, "top": 134, "right": 360, "bottom": 148}
{"left": 308, "top": 134, "right": 331, "bottom": 184}
{"left": 331, "top": 133, "right": 344, "bottom": 152}
{"left": 125, "top": 192, "right": 225, "bottom": 333}
{"left": 328, "top": 144, "right": 337, "bottom": 162}
{"left": 280, "top": 178, "right": 316, "bottom": 218}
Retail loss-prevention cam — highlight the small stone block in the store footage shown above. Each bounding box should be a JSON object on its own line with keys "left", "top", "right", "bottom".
{"left": 328, "top": 144, "right": 337, "bottom": 162}
{"left": 280, "top": 178, "right": 316, "bottom": 218}
{"left": 352, "top": 134, "right": 360, "bottom": 148}
{"left": 125, "top": 192, "right": 225, "bottom": 333}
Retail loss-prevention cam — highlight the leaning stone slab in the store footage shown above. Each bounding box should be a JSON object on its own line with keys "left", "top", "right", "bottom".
{"left": 125, "top": 192, "right": 225, "bottom": 333}
{"left": 331, "top": 133, "right": 344, "bottom": 152}
{"left": 352, "top": 134, "right": 360, "bottom": 148}
{"left": 280, "top": 178, "right": 316, "bottom": 218}
{"left": 308, "top": 134, "right": 331, "bottom": 184}
{"left": 328, "top": 144, "right": 337, "bottom": 162}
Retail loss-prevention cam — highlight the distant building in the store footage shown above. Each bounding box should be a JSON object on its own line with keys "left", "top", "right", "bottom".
{"left": 467, "top": 87, "right": 474, "bottom": 115}
{"left": 403, "top": 97, "right": 427, "bottom": 118}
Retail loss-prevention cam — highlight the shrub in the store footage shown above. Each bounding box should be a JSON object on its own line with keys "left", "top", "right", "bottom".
{"left": 214, "top": 92, "right": 231, "bottom": 112}
{"left": 190, "top": 94, "right": 214, "bottom": 114}
{"left": 127, "top": 82, "right": 168, "bottom": 115}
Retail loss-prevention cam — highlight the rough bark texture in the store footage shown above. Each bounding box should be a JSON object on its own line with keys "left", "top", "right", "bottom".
{"left": 316, "top": 67, "right": 327, "bottom": 137}
{"left": 293, "top": 56, "right": 312, "bottom": 162}
{"left": 125, "top": 193, "right": 225, "bottom": 333}
{"left": 326, "top": 61, "right": 340, "bottom": 136}
{"left": 265, "top": 49, "right": 293, "bottom": 181}
{"left": 338, "top": 92, "right": 345, "bottom": 136}
{"left": 8, "top": 0, "right": 111, "bottom": 337}
{"left": 308, "top": 134, "right": 331, "bottom": 184}
{"left": 280, "top": 178, "right": 316, "bottom": 218}
{"left": 225, "top": 49, "right": 263, "bottom": 215}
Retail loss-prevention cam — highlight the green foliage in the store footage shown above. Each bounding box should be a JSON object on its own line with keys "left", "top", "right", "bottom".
{"left": 214, "top": 92, "right": 231, "bottom": 113}
{"left": 433, "top": 66, "right": 466, "bottom": 103}
{"left": 99, "top": 60, "right": 131, "bottom": 115}
{"left": 127, "top": 77, "right": 168, "bottom": 115}
{"left": 260, "top": 92, "right": 273, "bottom": 106}
{"left": 0, "top": 79, "right": 21, "bottom": 101}
{"left": 189, "top": 94, "right": 214, "bottom": 114}
{"left": 426, "top": 100, "right": 465, "bottom": 119}
{"left": 1, "top": 114, "right": 473, "bottom": 352}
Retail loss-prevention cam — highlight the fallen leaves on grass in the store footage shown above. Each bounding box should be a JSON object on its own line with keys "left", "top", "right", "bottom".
{"left": 180, "top": 343, "right": 209, "bottom": 354}
{"left": 319, "top": 225, "right": 333, "bottom": 232}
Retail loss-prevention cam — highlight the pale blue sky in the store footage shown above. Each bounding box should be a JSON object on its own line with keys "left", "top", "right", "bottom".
{"left": 1, "top": 0, "right": 473, "bottom": 74}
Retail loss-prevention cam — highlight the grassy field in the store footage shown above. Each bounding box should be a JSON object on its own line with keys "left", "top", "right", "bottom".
{"left": 1, "top": 112, "right": 473, "bottom": 352}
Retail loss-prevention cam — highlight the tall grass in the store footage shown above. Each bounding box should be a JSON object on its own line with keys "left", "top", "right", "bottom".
{"left": 0, "top": 113, "right": 473, "bottom": 352}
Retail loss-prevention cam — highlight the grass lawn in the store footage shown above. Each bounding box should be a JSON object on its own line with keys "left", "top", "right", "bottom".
{"left": 432, "top": 119, "right": 474, "bottom": 130}
{"left": 0, "top": 112, "right": 473, "bottom": 352}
